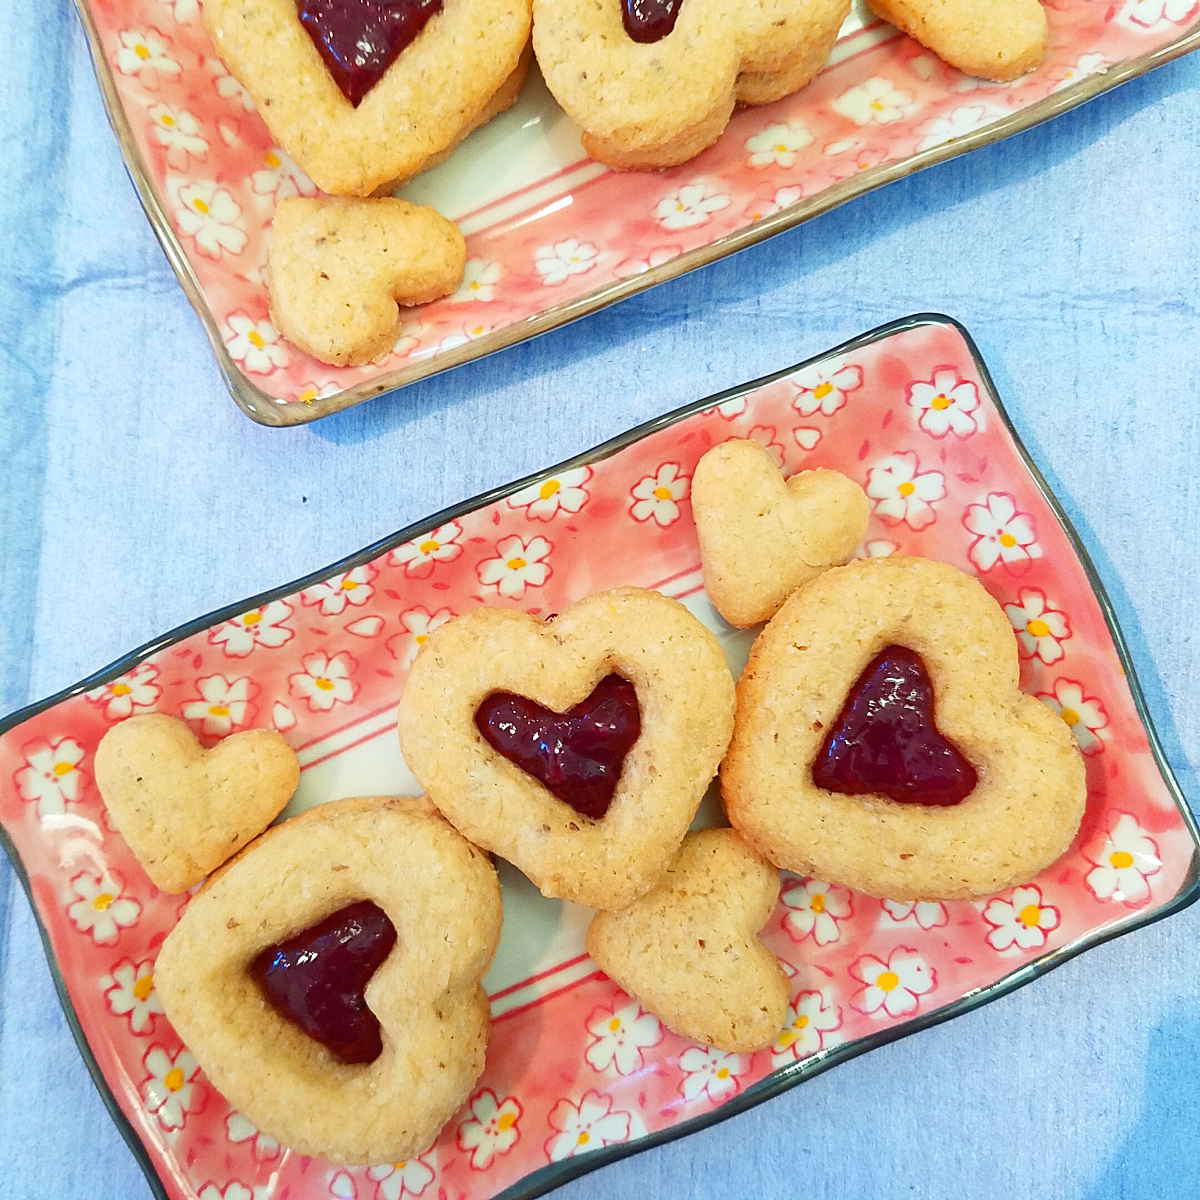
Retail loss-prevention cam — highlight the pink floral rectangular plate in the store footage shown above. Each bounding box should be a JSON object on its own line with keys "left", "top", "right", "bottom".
{"left": 79, "top": 0, "right": 1200, "bottom": 424}
{"left": 2, "top": 314, "right": 1197, "bottom": 1200}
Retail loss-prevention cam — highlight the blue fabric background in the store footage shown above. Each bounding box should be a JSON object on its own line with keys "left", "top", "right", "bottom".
{"left": 1, "top": 4, "right": 1198, "bottom": 1197}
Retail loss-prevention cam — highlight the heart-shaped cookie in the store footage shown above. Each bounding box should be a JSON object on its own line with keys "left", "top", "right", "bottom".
{"left": 588, "top": 828, "right": 788, "bottom": 1051}
{"left": 693, "top": 438, "right": 870, "bottom": 628}
{"left": 868, "top": 0, "right": 1046, "bottom": 82}
{"left": 94, "top": 713, "right": 299, "bottom": 894}
{"left": 155, "top": 795, "right": 501, "bottom": 1163}
{"left": 268, "top": 197, "right": 466, "bottom": 366}
{"left": 722, "top": 555, "right": 1086, "bottom": 900}
{"left": 204, "top": 0, "right": 532, "bottom": 194}
{"left": 397, "top": 587, "right": 737, "bottom": 910}
{"left": 533, "top": 0, "right": 850, "bottom": 168}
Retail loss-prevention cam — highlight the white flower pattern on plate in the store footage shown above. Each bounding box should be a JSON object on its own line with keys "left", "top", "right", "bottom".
{"left": 535, "top": 239, "right": 599, "bottom": 285}
{"left": 917, "top": 103, "right": 1004, "bottom": 151}
{"left": 181, "top": 674, "right": 254, "bottom": 734}
{"left": 209, "top": 600, "right": 294, "bottom": 657}
{"left": 745, "top": 121, "right": 813, "bottom": 167}
{"left": 629, "top": 463, "right": 690, "bottom": 526}
{"left": 69, "top": 872, "right": 140, "bottom": 945}
{"left": 781, "top": 878, "right": 852, "bottom": 946}
{"left": 866, "top": 452, "right": 946, "bottom": 530}
{"left": 678, "top": 1046, "right": 748, "bottom": 1102}
{"left": 833, "top": 77, "right": 914, "bottom": 125}
{"left": 772, "top": 989, "right": 841, "bottom": 1059}
{"left": 389, "top": 606, "right": 455, "bottom": 666}
{"left": 115, "top": 30, "right": 181, "bottom": 84}
{"left": 1004, "top": 588, "right": 1070, "bottom": 664}
{"left": 545, "top": 1090, "right": 632, "bottom": 1161}
{"left": 584, "top": 1001, "right": 662, "bottom": 1075}
{"left": 451, "top": 259, "right": 503, "bottom": 302}
{"left": 982, "top": 885, "right": 1061, "bottom": 951}
{"left": 390, "top": 521, "right": 463, "bottom": 577}
{"left": 1039, "top": 678, "right": 1107, "bottom": 754}
{"left": 148, "top": 104, "right": 207, "bottom": 168}
{"left": 907, "top": 368, "right": 980, "bottom": 438}
{"left": 15, "top": 736, "right": 86, "bottom": 816}
{"left": 477, "top": 535, "right": 553, "bottom": 599}
{"left": 102, "top": 957, "right": 163, "bottom": 1033}
{"left": 747, "top": 425, "right": 785, "bottom": 467}
{"left": 792, "top": 360, "right": 862, "bottom": 416}
{"left": 250, "top": 148, "right": 316, "bottom": 202}
{"left": 367, "top": 1158, "right": 435, "bottom": 1198}
{"left": 964, "top": 492, "right": 1041, "bottom": 572}
{"left": 226, "top": 1111, "right": 280, "bottom": 1161}
{"left": 142, "top": 1045, "right": 203, "bottom": 1130}
{"left": 87, "top": 663, "right": 161, "bottom": 720}
{"left": 653, "top": 183, "right": 730, "bottom": 230}
{"left": 225, "top": 314, "right": 288, "bottom": 373}
{"left": 177, "top": 181, "right": 247, "bottom": 258}
{"left": 457, "top": 1089, "right": 522, "bottom": 1170}
{"left": 290, "top": 651, "right": 357, "bottom": 712}
{"left": 850, "top": 947, "right": 935, "bottom": 1017}
{"left": 508, "top": 466, "right": 592, "bottom": 521}
{"left": 1084, "top": 813, "right": 1162, "bottom": 904}
{"left": 300, "top": 566, "right": 376, "bottom": 616}
{"left": 881, "top": 899, "right": 948, "bottom": 930}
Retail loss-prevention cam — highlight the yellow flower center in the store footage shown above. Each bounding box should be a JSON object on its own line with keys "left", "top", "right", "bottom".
{"left": 393, "top": 1161, "right": 407, "bottom": 1170}
{"left": 208, "top": 704, "right": 230, "bottom": 717}
{"left": 340, "top": 578, "right": 359, "bottom": 591}
{"left": 999, "top": 532, "right": 1018, "bottom": 548}
{"left": 810, "top": 893, "right": 826, "bottom": 914}
{"left": 1110, "top": 850, "right": 1134, "bottom": 869}
{"left": 134, "top": 974, "right": 155, "bottom": 1002}
{"left": 1018, "top": 904, "right": 1042, "bottom": 928}
{"left": 53, "top": 760, "right": 75, "bottom": 777}
{"left": 164, "top": 1067, "right": 185, "bottom": 1092}
{"left": 241, "top": 610, "right": 262, "bottom": 626}
{"left": 869, "top": 99, "right": 885, "bottom": 112}
{"left": 192, "top": 197, "right": 209, "bottom": 214}
{"left": 415, "top": 634, "right": 428, "bottom": 645}
{"left": 1060, "top": 707, "right": 1080, "bottom": 726}
{"left": 92, "top": 892, "right": 114, "bottom": 911}
{"left": 497, "top": 1111, "right": 517, "bottom": 1132}
{"left": 265, "top": 150, "right": 281, "bottom": 168}
{"left": 506, "top": 557, "right": 527, "bottom": 570}
{"left": 898, "top": 480, "right": 915, "bottom": 497}
{"left": 577, "top": 1131, "right": 590, "bottom": 1146}
{"left": 793, "top": 1014, "right": 809, "bottom": 1029}
{"left": 111, "top": 682, "right": 132, "bottom": 696}
{"left": 160, "top": 113, "right": 175, "bottom": 127}
{"left": 247, "top": 330, "right": 266, "bottom": 349}
{"left": 314, "top": 677, "right": 335, "bottom": 691}
{"left": 469, "top": 280, "right": 481, "bottom": 290}
{"left": 539, "top": 479, "right": 561, "bottom": 500}
{"left": 930, "top": 393, "right": 952, "bottom": 411}
{"left": 652, "top": 486, "right": 672, "bottom": 500}
{"left": 813, "top": 381, "right": 833, "bottom": 400}
{"left": 134, "top": 42, "right": 151, "bottom": 60}
{"left": 1025, "top": 617, "right": 1051, "bottom": 638}
{"left": 608, "top": 1017, "right": 621, "bottom": 1032}
{"left": 875, "top": 970, "right": 900, "bottom": 992}
{"left": 418, "top": 539, "right": 440, "bottom": 555}
{"left": 774, "top": 142, "right": 789, "bottom": 153}
{"left": 716, "top": 1067, "right": 730, "bottom": 1079}
{"left": 299, "top": 387, "right": 317, "bottom": 405}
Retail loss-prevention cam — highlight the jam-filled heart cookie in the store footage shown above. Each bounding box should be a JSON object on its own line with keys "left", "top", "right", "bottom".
{"left": 588, "top": 828, "right": 788, "bottom": 1051}
{"left": 268, "top": 197, "right": 466, "bottom": 366}
{"left": 155, "top": 795, "right": 501, "bottom": 1163}
{"left": 723, "top": 556, "right": 1085, "bottom": 900}
{"left": 693, "top": 438, "right": 869, "bottom": 628}
{"left": 398, "top": 587, "right": 736, "bottom": 909}
{"left": 533, "top": 0, "right": 851, "bottom": 168}
{"left": 204, "top": 0, "right": 532, "bottom": 194}
{"left": 94, "top": 713, "right": 298, "bottom": 894}
{"left": 868, "top": 0, "right": 1046, "bottom": 81}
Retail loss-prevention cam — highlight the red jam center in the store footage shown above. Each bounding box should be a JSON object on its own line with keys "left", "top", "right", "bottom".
{"left": 812, "top": 645, "right": 977, "bottom": 807}
{"left": 475, "top": 674, "right": 641, "bottom": 820}
{"left": 621, "top": 0, "right": 684, "bottom": 42}
{"left": 298, "top": 0, "right": 443, "bottom": 107}
{"left": 250, "top": 900, "right": 396, "bottom": 1064}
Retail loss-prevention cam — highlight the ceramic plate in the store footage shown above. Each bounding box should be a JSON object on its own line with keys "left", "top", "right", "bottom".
{"left": 77, "top": 0, "right": 1200, "bottom": 425}
{"left": 2, "top": 314, "right": 1196, "bottom": 1200}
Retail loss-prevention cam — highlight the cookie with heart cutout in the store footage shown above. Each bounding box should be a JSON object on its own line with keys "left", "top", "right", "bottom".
{"left": 94, "top": 713, "right": 299, "bottom": 894}
{"left": 693, "top": 438, "right": 870, "bottom": 628}
{"left": 867, "top": 0, "right": 1046, "bottom": 82}
{"left": 533, "top": 0, "right": 851, "bottom": 168}
{"left": 268, "top": 197, "right": 466, "bottom": 366}
{"left": 154, "top": 795, "right": 501, "bottom": 1164}
{"left": 588, "top": 827, "right": 788, "bottom": 1051}
{"left": 204, "top": 0, "right": 532, "bottom": 195}
{"left": 397, "top": 586, "right": 737, "bottom": 910}
{"left": 722, "top": 555, "right": 1085, "bottom": 900}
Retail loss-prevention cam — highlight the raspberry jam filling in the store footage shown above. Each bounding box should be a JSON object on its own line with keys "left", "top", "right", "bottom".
{"left": 250, "top": 900, "right": 397, "bottom": 1064}
{"left": 475, "top": 674, "right": 641, "bottom": 820}
{"left": 812, "top": 644, "right": 978, "bottom": 807}
{"left": 297, "top": 0, "right": 443, "bottom": 107}
{"left": 621, "top": 0, "right": 684, "bottom": 42}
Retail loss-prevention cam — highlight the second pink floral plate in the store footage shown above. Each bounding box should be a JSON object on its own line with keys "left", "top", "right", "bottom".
{"left": 1, "top": 314, "right": 1196, "bottom": 1199}
{"left": 77, "top": 0, "right": 1200, "bottom": 423}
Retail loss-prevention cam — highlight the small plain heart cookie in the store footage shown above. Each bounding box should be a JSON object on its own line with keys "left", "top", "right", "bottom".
{"left": 588, "top": 828, "right": 788, "bottom": 1051}
{"left": 533, "top": 0, "right": 850, "bottom": 168}
{"left": 204, "top": 0, "right": 532, "bottom": 195}
{"left": 868, "top": 0, "right": 1046, "bottom": 81}
{"left": 155, "top": 795, "right": 501, "bottom": 1163}
{"left": 693, "top": 438, "right": 869, "bottom": 628}
{"left": 398, "top": 587, "right": 736, "bottom": 910}
{"left": 722, "top": 556, "right": 1086, "bottom": 900}
{"left": 268, "top": 197, "right": 466, "bottom": 366}
{"left": 94, "top": 713, "right": 299, "bottom": 893}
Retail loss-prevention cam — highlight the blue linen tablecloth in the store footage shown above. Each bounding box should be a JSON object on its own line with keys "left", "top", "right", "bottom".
{"left": 2, "top": 4, "right": 1198, "bottom": 1198}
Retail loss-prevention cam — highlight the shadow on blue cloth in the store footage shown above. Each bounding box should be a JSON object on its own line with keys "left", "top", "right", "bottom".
{"left": 311, "top": 54, "right": 1196, "bottom": 449}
